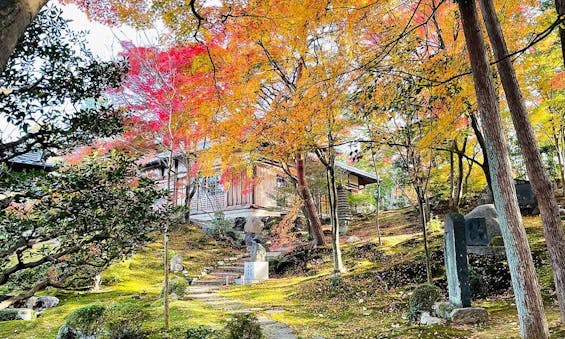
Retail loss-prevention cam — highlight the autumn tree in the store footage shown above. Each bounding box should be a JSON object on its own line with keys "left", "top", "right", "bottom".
{"left": 114, "top": 41, "right": 216, "bottom": 328}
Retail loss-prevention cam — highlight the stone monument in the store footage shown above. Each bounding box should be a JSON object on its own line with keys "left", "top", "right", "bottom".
{"left": 444, "top": 213, "right": 472, "bottom": 308}
{"left": 242, "top": 238, "right": 269, "bottom": 285}
{"left": 432, "top": 212, "right": 488, "bottom": 325}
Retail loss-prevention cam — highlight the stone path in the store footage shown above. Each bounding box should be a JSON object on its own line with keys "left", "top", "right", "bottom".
{"left": 186, "top": 284, "right": 298, "bottom": 339}
{"left": 186, "top": 255, "right": 298, "bottom": 339}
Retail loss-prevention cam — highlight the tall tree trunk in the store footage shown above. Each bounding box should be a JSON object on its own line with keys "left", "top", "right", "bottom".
{"left": 457, "top": 1, "right": 549, "bottom": 337}
{"left": 296, "top": 153, "right": 326, "bottom": 246}
{"left": 0, "top": 0, "right": 47, "bottom": 72}
{"left": 555, "top": 0, "right": 565, "bottom": 68}
{"left": 163, "top": 151, "right": 174, "bottom": 330}
{"left": 469, "top": 113, "right": 493, "bottom": 193}
{"left": 479, "top": 0, "right": 565, "bottom": 324}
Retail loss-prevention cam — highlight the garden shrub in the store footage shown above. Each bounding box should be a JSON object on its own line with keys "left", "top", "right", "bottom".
{"left": 104, "top": 302, "right": 149, "bottom": 339}
{"left": 211, "top": 211, "right": 238, "bottom": 240}
{"left": 0, "top": 309, "right": 20, "bottom": 321}
{"left": 65, "top": 304, "right": 106, "bottom": 336}
{"left": 185, "top": 325, "right": 220, "bottom": 339}
{"left": 407, "top": 283, "right": 441, "bottom": 322}
{"left": 224, "top": 313, "right": 263, "bottom": 339}
{"left": 170, "top": 277, "right": 189, "bottom": 297}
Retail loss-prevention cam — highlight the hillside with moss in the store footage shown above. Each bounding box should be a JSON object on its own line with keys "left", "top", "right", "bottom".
{"left": 2, "top": 209, "right": 565, "bottom": 338}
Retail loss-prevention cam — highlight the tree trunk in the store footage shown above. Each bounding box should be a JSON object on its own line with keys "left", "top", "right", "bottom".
{"left": 555, "top": 0, "right": 565, "bottom": 68}
{"left": 417, "top": 186, "right": 432, "bottom": 284}
{"left": 455, "top": 137, "right": 467, "bottom": 208}
{"left": 458, "top": 1, "right": 549, "bottom": 337}
{"left": 326, "top": 161, "right": 345, "bottom": 274}
{"left": 0, "top": 0, "right": 47, "bottom": 72}
{"left": 469, "top": 113, "right": 493, "bottom": 193}
{"left": 370, "top": 149, "right": 383, "bottom": 245}
{"left": 296, "top": 153, "right": 325, "bottom": 246}
{"left": 479, "top": 0, "right": 565, "bottom": 324}
{"left": 449, "top": 147, "right": 456, "bottom": 209}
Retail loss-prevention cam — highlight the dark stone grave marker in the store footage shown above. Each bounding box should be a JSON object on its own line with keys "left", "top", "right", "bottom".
{"left": 444, "top": 213, "right": 472, "bottom": 308}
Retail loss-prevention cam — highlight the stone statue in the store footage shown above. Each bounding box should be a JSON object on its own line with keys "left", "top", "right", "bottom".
{"left": 250, "top": 239, "right": 267, "bottom": 262}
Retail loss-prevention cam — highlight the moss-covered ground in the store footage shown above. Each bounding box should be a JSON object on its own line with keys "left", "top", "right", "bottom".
{"left": 220, "top": 210, "right": 565, "bottom": 338}
{"left": 2, "top": 210, "right": 565, "bottom": 338}
{"left": 0, "top": 225, "right": 242, "bottom": 339}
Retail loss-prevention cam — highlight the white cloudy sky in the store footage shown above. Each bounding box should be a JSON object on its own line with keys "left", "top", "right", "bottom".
{"left": 57, "top": 1, "right": 155, "bottom": 60}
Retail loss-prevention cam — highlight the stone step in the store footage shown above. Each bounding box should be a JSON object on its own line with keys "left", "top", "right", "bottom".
{"left": 210, "top": 272, "right": 242, "bottom": 278}
{"left": 186, "top": 286, "right": 220, "bottom": 294}
{"left": 217, "top": 266, "right": 245, "bottom": 272}
{"left": 186, "top": 293, "right": 218, "bottom": 300}
{"left": 191, "top": 279, "right": 228, "bottom": 286}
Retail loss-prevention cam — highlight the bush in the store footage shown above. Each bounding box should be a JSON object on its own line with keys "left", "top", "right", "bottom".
{"left": 211, "top": 211, "right": 238, "bottom": 240}
{"left": 65, "top": 304, "right": 106, "bottom": 336}
{"left": 407, "top": 283, "right": 441, "bottom": 322}
{"left": 104, "top": 302, "right": 149, "bottom": 339}
{"left": 186, "top": 325, "right": 220, "bottom": 339}
{"left": 170, "top": 277, "right": 189, "bottom": 298}
{"left": 224, "top": 313, "right": 263, "bottom": 339}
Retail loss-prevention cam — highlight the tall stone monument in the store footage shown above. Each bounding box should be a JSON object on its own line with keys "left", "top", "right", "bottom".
{"left": 444, "top": 213, "right": 472, "bottom": 308}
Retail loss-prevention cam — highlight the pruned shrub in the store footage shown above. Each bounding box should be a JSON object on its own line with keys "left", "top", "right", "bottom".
{"left": 407, "top": 283, "right": 441, "bottom": 322}
{"left": 224, "top": 313, "right": 263, "bottom": 339}
{"left": 65, "top": 304, "right": 106, "bottom": 337}
{"left": 104, "top": 302, "right": 149, "bottom": 339}
{"left": 185, "top": 325, "right": 220, "bottom": 339}
{"left": 170, "top": 277, "right": 189, "bottom": 298}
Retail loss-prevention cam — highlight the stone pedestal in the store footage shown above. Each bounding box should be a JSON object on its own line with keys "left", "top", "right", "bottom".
{"left": 242, "top": 261, "right": 269, "bottom": 285}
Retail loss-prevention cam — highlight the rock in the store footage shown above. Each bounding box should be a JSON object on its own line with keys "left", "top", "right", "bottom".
{"left": 244, "top": 216, "right": 264, "bottom": 234}
{"left": 170, "top": 293, "right": 179, "bottom": 301}
{"left": 464, "top": 204, "right": 501, "bottom": 240}
{"left": 419, "top": 311, "right": 445, "bottom": 326}
{"left": 36, "top": 296, "right": 59, "bottom": 311}
{"left": 0, "top": 308, "right": 36, "bottom": 321}
{"left": 170, "top": 254, "right": 184, "bottom": 273}
{"left": 560, "top": 209, "right": 565, "bottom": 220}
{"left": 449, "top": 307, "right": 488, "bottom": 324}
{"left": 25, "top": 296, "right": 38, "bottom": 309}
{"left": 56, "top": 324, "right": 77, "bottom": 339}
{"left": 346, "top": 236, "right": 361, "bottom": 243}
{"left": 432, "top": 302, "right": 456, "bottom": 319}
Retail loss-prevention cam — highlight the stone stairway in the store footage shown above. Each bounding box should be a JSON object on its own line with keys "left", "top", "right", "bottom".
{"left": 186, "top": 254, "right": 298, "bottom": 339}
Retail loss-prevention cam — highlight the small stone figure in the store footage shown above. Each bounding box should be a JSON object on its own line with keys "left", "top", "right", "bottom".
{"left": 250, "top": 238, "right": 267, "bottom": 262}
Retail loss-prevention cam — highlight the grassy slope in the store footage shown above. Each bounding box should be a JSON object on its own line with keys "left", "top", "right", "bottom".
{"left": 221, "top": 209, "right": 565, "bottom": 338}
{"left": 0, "top": 225, "right": 242, "bottom": 339}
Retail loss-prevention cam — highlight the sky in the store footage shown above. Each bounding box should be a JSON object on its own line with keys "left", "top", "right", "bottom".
{"left": 57, "top": 1, "right": 155, "bottom": 60}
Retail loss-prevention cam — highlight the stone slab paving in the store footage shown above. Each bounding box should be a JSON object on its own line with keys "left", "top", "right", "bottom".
{"left": 185, "top": 258, "right": 298, "bottom": 339}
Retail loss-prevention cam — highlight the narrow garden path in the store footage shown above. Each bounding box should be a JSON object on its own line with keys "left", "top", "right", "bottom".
{"left": 186, "top": 255, "right": 299, "bottom": 339}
